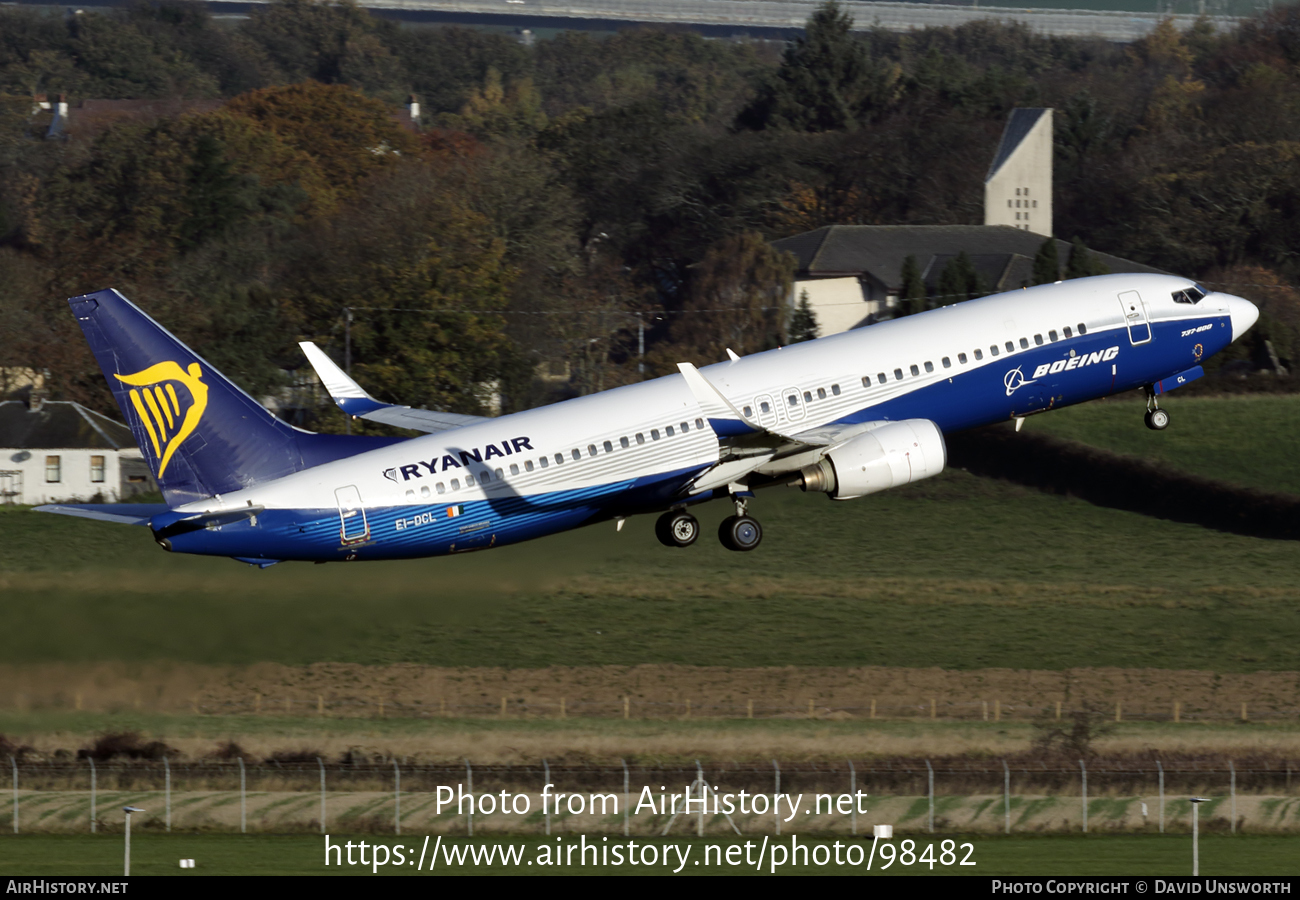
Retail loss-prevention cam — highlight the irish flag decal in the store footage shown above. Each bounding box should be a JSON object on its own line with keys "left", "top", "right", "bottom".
{"left": 446, "top": 505, "right": 464, "bottom": 518}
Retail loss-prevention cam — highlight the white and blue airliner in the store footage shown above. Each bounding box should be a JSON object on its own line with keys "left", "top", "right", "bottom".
{"left": 38, "top": 274, "right": 1258, "bottom": 564}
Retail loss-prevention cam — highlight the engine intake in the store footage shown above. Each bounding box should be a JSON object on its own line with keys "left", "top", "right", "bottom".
{"left": 800, "top": 419, "right": 946, "bottom": 500}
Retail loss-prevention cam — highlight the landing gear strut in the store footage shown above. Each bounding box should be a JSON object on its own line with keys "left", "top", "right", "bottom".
{"left": 654, "top": 510, "right": 700, "bottom": 548}
{"left": 718, "top": 494, "right": 763, "bottom": 552}
{"left": 1144, "top": 386, "right": 1170, "bottom": 431}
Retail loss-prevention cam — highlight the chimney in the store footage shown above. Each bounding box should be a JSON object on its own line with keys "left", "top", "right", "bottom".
{"left": 406, "top": 94, "right": 420, "bottom": 128}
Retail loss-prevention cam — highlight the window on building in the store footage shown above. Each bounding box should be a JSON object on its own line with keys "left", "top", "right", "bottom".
{"left": 1032, "top": 200, "right": 1037, "bottom": 208}
{"left": 90, "top": 455, "right": 105, "bottom": 483}
{"left": 45, "top": 455, "right": 60, "bottom": 483}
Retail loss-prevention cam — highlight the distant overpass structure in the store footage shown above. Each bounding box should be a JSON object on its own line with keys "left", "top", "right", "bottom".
{"left": 213, "top": 0, "right": 1243, "bottom": 43}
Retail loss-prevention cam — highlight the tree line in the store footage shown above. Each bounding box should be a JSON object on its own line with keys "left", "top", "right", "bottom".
{"left": 2, "top": 0, "right": 1299, "bottom": 425}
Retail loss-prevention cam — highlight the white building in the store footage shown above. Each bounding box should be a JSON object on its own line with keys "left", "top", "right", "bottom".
{"left": 984, "top": 108, "right": 1053, "bottom": 237}
{"left": 0, "top": 397, "right": 154, "bottom": 505}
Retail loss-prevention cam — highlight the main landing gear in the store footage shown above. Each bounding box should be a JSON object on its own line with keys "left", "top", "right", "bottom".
{"left": 654, "top": 496, "right": 764, "bottom": 552}
{"left": 1144, "top": 386, "right": 1170, "bottom": 431}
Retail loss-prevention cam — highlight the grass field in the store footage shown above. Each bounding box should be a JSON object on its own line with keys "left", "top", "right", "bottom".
{"left": 1029, "top": 394, "right": 1300, "bottom": 496}
{"left": 1, "top": 833, "right": 1296, "bottom": 876}
{"left": 4, "top": 430, "right": 1300, "bottom": 672}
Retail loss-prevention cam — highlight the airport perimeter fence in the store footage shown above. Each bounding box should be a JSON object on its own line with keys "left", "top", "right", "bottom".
{"left": 26, "top": 694, "right": 1300, "bottom": 723}
{"left": 6, "top": 758, "right": 1299, "bottom": 836}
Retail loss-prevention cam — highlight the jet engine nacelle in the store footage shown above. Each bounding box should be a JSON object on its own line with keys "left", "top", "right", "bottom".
{"left": 799, "top": 419, "right": 946, "bottom": 500}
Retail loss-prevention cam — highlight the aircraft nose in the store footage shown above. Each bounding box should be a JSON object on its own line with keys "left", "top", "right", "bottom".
{"left": 1224, "top": 294, "right": 1259, "bottom": 342}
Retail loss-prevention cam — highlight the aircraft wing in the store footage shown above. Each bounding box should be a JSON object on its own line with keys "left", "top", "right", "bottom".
{"left": 299, "top": 342, "right": 490, "bottom": 434}
{"left": 678, "top": 363, "right": 891, "bottom": 494}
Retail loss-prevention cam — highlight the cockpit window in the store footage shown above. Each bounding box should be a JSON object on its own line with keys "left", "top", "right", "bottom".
{"left": 1172, "top": 284, "right": 1208, "bottom": 304}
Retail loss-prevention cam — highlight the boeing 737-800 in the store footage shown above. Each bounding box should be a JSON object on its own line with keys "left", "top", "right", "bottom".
{"left": 37, "top": 274, "right": 1258, "bottom": 564}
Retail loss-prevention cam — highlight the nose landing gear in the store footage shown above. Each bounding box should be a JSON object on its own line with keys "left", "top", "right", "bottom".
{"left": 1144, "top": 386, "right": 1170, "bottom": 431}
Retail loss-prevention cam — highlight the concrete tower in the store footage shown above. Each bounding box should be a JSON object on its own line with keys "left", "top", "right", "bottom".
{"left": 984, "top": 108, "right": 1052, "bottom": 237}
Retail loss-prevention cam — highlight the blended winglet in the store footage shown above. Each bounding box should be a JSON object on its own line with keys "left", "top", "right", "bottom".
{"left": 299, "top": 342, "right": 490, "bottom": 434}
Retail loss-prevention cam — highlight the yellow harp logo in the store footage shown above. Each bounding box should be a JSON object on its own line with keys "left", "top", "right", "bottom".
{"left": 115, "top": 362, "right": 209, "bottom": 477}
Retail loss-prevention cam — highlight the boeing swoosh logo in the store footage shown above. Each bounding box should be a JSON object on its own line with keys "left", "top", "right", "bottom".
{"left": 1003, "top": 367, "right": 1037, "bottom": 397}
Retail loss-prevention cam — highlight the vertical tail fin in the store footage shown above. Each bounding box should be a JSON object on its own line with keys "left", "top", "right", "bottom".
{"left": 70, "top": 289, "right": 306, "bottom": 505}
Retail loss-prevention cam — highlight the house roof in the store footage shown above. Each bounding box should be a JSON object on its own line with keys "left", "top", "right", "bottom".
{"left": 986, "top": 108, "right": 1049, "bottom": 182}
{"left": 771, "top": 225, "right": 1166, "bottom": 292}
{"left": 0, "top": 401, "right": 136, "bottom": 450}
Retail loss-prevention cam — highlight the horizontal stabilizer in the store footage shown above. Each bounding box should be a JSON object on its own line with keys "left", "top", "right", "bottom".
{"left": 299, "top": 342, "right": 489, "bottom": 434}
{"left": 35, "top": 503, "right": 170, "bottom": 526}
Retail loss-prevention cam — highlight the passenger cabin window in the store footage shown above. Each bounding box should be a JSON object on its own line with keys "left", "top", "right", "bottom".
{"left": 1019, "top": 338, "right": 1029, "bottom": 349}
{"left": 465, "top": 474, "right": 476, "bottom": 486}
{"left": 831, "top": 384, "right": 840, "bottom": 395}
{"left": 957, "top": 353, "right": 967, "bottom": 364}
{"left": 894, "top": 369, "right": 904, "bottom": 381}
{"left": 524, "top": 461, "right": 534, "bottom": 472}
{"left": 481, "top": 471, "right": 491, "bottom": 484}
{"left": 786, "top": 395, "right": 798, "bottom": 407}
{"left": 1063, "top": 327, "right": 1073, "bottom": 338}
{"left": 942, "top": 358, "right": 951, "bottom": 369}
{"left": 910, "top": 364, "right": 920, "bottom": 376}
{"left": 604, "top": 440, "right": 614, "bottom": 452}
{"left": 588, "top": 444, "right": 598, "bottom": 456}
{"left": 451, "top": 478, "right": 461, "bottom": 490}
{"left": 620, "top": 437, "right": 630, "bottom": 449}
{"left": 804, "top": 391, "right": 813, "bottom": 403}
{"left": 975, "top": 349, "right": 983, "bottom": 360}
{"left": 555, "top": 453, "right": 564, "bottom": 465}
{"left": 924, "top": 361, "right": 934, "bottom": 373}
{"left": 878, "top": 373, "right": 887, "bottom": 384}
{"left": 1048, "top": 330, "right": 1058, "bottom": 342}
{"left": 817, "top": 387, "right": 827, "bottom": 399}
{"left": 1034, "top": 334, "right": 1044, "bottom": 346}
{"left": 539, "top": 457, "right": 549, "bottom": 468}
{"left": 437, "top": 483, "right": 446, "bottom": 494}
{"left": 636, "top": 433, "right": 645, "bottom": 445}
{"left": 761, "top": 401, "right": 771, "bottom": 413}
{"left": 695, "top": 418, "right": 705, "bottom": 429}
{"left": 665, "top": 426, "right": 674, "bottom": 437}
{"left": 571, "top": 449, "right": 581, "bottom": 460}
{"left": 743, "top": 406, "right": 753, "bottom": 417}
{"left": 420, "top": 485, "right": 430, "bottom": 498}
{"left": 650, "top": 430, "right": 660, "bottom": 441}
{"left": 1078, "top": 322, "right": 1088, "bottom": 335}
{"left": 1005, "top": 342, "right": 1014, "bottom": 353}
{"left": 406, "top": 490, "right": 415, "bottom": 500}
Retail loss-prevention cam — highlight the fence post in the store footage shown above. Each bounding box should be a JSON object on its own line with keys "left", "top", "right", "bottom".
{"left": 1230, "top": 760, "right": 1236, "bottom": 834}
{"left": 1157, "top": 760, "right": 1164, "bottom": 834}
{"left": 543, "top": 759, "right": 550, "bottom": 836}
{"left": 1079, "top": 759, "right": 1087, "bottom": 834}
{"left": 10, "top": 755, "right": 17, "bottom": 834}
{"left": 925, "top": 759, "right": 934, "bottom": 834}
{"left": 1003, "top": 759, "right": 1011, "bottom": 834}
{"left": 88, "top": 757, "right": 96, "bottom": 833}
{"left": 465, "top": 759, "right": 473, "bottom": 837}
{"left": 238, "top": 757, "right": 246, "bottom": 834}
{"left": 773, "top": 759, "right": 781, "bottom": 836}
{"left": 622, "top": 759, "right": 629, "bottom": 838}
{"left": 696, "top": 760, "right": 705, "bottom": 837}
{"left": 318, "top": 757, "right": 326, "bottom": 834}
{"left": 394, "top": 758, "right": 401, "bottom": 835}
{"left": 848, "top": 760, "right": 856, "bottom": 836}
{"left": 164, "top": 756, "right": 171, "bottom": 833}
